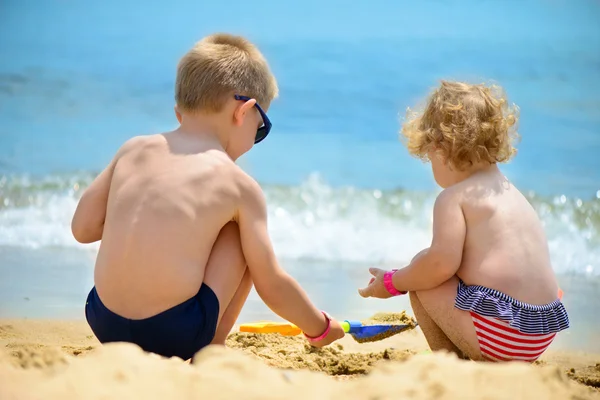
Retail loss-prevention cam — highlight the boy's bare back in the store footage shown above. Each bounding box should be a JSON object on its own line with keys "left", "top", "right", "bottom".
{"left": 93, "top": 133, "right": 245, "bottom": 319}
{"left": 74, "top": 35, "right": 344, "bottom": 359}
{"left": 447, "top": 168, "right": 559, "bottom": 305}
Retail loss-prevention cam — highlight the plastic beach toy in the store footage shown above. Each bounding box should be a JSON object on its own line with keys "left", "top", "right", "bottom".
{"left": 239, "top": 321, "right": 302, "bottom": 336}
{"left": 239, "top": 319, "right": 415, "bottom": 343}
{"left": 340, "top": 320, "right": 415, "bottom": 343}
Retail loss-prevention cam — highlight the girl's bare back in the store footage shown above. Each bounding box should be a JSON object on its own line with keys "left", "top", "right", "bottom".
{"left": 454, "top": 169, "right": 559, "bottom": 305}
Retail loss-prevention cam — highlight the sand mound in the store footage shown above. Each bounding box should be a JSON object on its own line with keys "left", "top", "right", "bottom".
{"left": 0, "top": 343, "right": 598, "bottom": 400}
{"left": 568, "top": 363, "right": 600, "bottom": 389}
{"left": 0, "top": 319, "right": 598, "bottom": 399}
{"left": 363, "top": 311, "right": 416, "bottom": 326}
{"left": 0, "top": 343, "right": 335, "bottom": 400}
{"left": 225, "top": 332, "right": 412, "bottom": 375}
{"left": 3, "top": 342, "right": 69, "bottom": 369}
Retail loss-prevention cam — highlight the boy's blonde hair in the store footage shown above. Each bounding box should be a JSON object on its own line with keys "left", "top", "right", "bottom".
{"left": 401, "top": 81, "right": 519, "bottom": 170}
{"left": 175, "top": 33, "right": 279, "bottom": 113}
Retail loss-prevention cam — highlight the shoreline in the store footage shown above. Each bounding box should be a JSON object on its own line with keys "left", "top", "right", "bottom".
{"left": 2, "top": 250, "right": 598, "bottom": 354}
{"left": 1, "top": 319, "right": 598, "bottom": 399}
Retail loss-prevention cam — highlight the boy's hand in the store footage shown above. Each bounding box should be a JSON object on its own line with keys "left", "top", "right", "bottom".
{"left": 358, "top": 267, "right": 394, "bottom": 299}
{"left": 308, "top": 318, "right": 346, "bottom": 348}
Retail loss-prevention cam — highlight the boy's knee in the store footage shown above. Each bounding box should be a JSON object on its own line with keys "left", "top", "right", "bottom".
{"left": 210, "top": 222, "right": 244, "bottom": 266}
{"left": 241, "top": 266, "right": 251, "bottom": 280}
{"left": 221, "top": 221, "right": 239, "bottom": 234}
{"left": 217, "top": 221, "right": 241, "bottom": 243}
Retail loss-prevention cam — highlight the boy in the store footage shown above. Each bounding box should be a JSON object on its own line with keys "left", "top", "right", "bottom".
{"left": 358, "top": 81, "right": 569, "bottom": 362}
{"left": 72, "top": 34, "right": 344, "bottom": 361}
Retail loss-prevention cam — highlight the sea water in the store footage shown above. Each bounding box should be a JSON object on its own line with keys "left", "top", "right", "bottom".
{"left": 0, "top": 0, "right": 599, "bottom": 351}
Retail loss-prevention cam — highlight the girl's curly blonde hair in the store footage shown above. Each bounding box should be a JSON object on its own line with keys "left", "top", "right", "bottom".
{"left": 401, "top": 81, "right": 520, "bottom": 171}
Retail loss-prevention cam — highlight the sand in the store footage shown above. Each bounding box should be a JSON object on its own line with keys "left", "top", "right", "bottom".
{"left": 226, "top": 311, "right": 418, "bottom": 374}
{"left": 0, "top": 319, "right": 599, "bottom": 400}
{"left": 363, "top": 311, "right": 416, "bottom": 325}
{"left": 226, "top": 332, "right": 414, "bottom": 375}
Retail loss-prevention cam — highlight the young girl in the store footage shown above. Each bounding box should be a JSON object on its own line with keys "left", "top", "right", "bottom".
{"left": 358, "top": 81, "right": 569, "bottom": 362}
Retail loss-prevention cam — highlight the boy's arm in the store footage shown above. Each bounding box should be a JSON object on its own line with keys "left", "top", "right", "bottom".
{"left": 71, "top": 159, "right": 117, "bottom": 244}
{"left": 235, "top": 176, "right": 331, "bottom": 338}
{"left": 71, "top": 137, "right": 141, "bottom": 244}
{"left": 391, "top": 189, "right": 466, "bottom": 291}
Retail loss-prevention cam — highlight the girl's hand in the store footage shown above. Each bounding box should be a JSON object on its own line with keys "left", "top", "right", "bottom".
{"left": 358, "top": 267, "right": 395, "bottom": 299}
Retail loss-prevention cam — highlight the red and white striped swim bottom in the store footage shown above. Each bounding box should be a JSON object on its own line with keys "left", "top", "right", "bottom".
{"left": 470, "top": 312, "right": 557, "bottom": 362}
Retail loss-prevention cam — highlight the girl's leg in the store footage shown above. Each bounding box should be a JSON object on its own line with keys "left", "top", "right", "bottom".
{"left": 411, "top": 275, "right": 484, "bottom": 361}
{"left": 409, "top": 291, "right": 465, "bottom": 358}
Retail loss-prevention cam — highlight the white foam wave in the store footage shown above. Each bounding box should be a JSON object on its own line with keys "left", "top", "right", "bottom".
{"left": 0, "top": 173, "right": 597, "bottom": 276}
{"left": 0, "top": 194, "right": 88, "bottom": 249}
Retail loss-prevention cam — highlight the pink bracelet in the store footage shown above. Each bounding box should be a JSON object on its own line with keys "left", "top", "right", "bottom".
{"left": 303, "top": 311, "right": 331, "bottom": 343}
{"left": 383, "top": 269, "right": 407, "bottom": 296}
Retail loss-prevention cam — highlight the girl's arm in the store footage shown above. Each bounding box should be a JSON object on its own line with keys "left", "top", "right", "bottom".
{"left": 392, "top": 189, "right": 466, "bottom": 291}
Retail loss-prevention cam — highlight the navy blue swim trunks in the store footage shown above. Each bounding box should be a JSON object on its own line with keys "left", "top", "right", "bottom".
{"left": 85, "top": 283, "right": 219, "bottom": 361}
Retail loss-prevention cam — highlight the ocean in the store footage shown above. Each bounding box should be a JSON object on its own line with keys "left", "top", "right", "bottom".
{"left": 0, "top": 0, "right": 599, "bottom": 351}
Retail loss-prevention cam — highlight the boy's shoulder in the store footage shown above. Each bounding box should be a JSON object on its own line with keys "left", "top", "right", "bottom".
{"left": 113, "top": 132, "right": 262, "bottom": 190}
{"left": 114, "top": 134, "right": 159, "bottom": 159}
{"left": 235, "top": 167, "right": 263, "bottom": 196}
{"left": 225, "top": 167, "right": 267, "bottom": 215}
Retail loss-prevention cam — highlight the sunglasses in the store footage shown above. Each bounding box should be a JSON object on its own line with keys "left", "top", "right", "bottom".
{"left": 234, "top": 94, "right": 272, "bottom": 144}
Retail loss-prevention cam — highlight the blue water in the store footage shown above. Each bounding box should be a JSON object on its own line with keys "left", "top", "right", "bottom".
{"left": 2, "top": 0, "right": 600, "bottom": 196}
{"left": 1, "top": 0, "right": 600, "bottom": 330}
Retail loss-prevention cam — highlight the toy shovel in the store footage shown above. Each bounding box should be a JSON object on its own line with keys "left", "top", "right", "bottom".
{"left": 341, "top": 320, "right": 415, "bottom": 343}
{"left": 239, "top": 319, "right": 415, "bottom": 343}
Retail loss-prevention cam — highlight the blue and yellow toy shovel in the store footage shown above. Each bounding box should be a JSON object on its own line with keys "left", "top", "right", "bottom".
{"left": 340, "top": 320, "right": 415, "bottom": 343}
{"left": 239, "top": 319, "right": 415, "bottom": 343}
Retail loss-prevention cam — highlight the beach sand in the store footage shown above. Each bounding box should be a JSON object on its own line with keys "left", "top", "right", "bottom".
{"left": 0, "top": 318, "right": 598, "bottom": 399}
